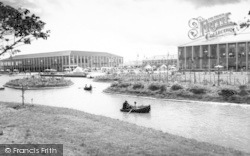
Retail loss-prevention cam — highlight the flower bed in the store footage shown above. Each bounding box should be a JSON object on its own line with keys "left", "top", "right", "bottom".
{"left": 4, "top": 77, "right": 73, "bottom": 89}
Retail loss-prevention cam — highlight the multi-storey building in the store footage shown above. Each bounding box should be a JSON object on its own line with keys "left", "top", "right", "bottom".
{"left": 0, "top": 50, "right": 123, "bottom": 72}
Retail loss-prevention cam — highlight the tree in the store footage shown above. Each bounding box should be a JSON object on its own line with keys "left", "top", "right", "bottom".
{"left": 0, "top": 2, "right": 50, "bottom": 57}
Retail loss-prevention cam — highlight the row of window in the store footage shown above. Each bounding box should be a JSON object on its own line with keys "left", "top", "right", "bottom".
{"left": 143, "top": 60, "right": 177, "bottom": 64}
{"left": 179, "top": 43, "right": 250, "bottom": 59}
{"left": 178, "top": 42, "right": 250, "bottom": 70}
{"left": 0, "top": 55, "right": 123, "bottom": 67}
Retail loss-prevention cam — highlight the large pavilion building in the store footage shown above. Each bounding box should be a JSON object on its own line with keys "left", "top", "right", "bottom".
{"left": 178, "top": 32, "right": 250, "bottom": 71}
{"left": 178, "top": 12, "right": 250, "bottom": 71}
{"left": 0, "top": 50, "right": 123, "bottom": 72}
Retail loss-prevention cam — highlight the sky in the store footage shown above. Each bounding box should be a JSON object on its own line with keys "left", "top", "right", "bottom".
{"left": 1, "top": 0, "right": 250, "bottom": 61}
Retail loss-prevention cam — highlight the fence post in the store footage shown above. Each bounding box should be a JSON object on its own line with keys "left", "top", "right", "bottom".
{"left": 198, "top": 72, "right": 200, "bottom": 84}
{"left": 210, "top": 72, "right": 212, "bottom": 83}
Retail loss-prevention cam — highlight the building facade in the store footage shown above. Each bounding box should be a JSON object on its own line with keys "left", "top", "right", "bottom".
{"left": 0, "top": 50, "right": 123, "bottom": 72}
{"left": 142, "top": 55, "right": 177, "bottom": 67}
{"left": 178, "top": 33, "right": 250, "bottom": 71}
{"left": 179, "top": 12, "right": 250, "bottom": 71}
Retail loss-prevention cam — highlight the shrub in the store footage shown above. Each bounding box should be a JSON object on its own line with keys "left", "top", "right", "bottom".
{"left": 132, "top": 82, "right": 144, "bottom": 89}
{"left": 171, "top": 84, "right": 183, "bottom": 91}
{"left": 238, "top": 85, "right": 248, "bottom": 96}
{"left": 189, "top": 85, "right": 207, "bottom": 94}
{"left": 239, "top": 85, "right": 247, "bottom": 90}
{"left": 148, "top": 83, "right": 162, "bottom": 91}
{"left": 239, "top": 90, "right": 248, "bottom": 96}
{"left": 218, "top": 88, "right": 237, "bottom": 99}
{"left": 228, "top": 95, "right": 242, "bottom": 103}
{"left": 118, "top": 82, "right": 131, "bottom": 88}
{"left": 110, "top": 82, "right": 119, "bottom": 87}
{"left": 159, "top": 85, "right": 167, "bottom": 92}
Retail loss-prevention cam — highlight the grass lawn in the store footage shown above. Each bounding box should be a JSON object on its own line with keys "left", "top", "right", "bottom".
{"left": 0, "top": 102, "right": 249, "bottom": 156}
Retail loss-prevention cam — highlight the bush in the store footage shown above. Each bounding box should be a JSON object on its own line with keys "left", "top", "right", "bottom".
{"left": 218, "top": 88, "right": 237, "bottom": 99}
{"left": 189, "top": 85, "right": 207, "bottom": 94}
{"left": 239, "top": 90, "right": 248, "bottom": 96}
{"left": 110, "top": 82, "right": 119, "bottom": 87}
{"left": 171, "top": 84, "right": 183, "bottom": 91}
{"left": 228, "top": 95, "right": 242, "bottom": 103}
{"left": 239, "top": 85, "right": 247, "bottom": 90}
{"left": 118, "top": 82, "right": 131, "bottom": 88}
{"left": 159, "top": 85, "right": 167, "bottom": 92}
{"left": 238, "top": 85, "right": 248, "bottom": 96}
{"left": 148, "top": 83, "right": 162, "bottom": 91}
{"left": 132, "top": 82, "right": 144, "bottom": 89}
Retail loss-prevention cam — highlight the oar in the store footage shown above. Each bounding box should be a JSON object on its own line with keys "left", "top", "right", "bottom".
{"left": 127, "top": 109, "right": 133, "bottom": 114}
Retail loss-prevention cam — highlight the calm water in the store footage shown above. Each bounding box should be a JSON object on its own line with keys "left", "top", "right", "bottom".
{"left": 0, "top": 74, "right": 250, "bottom": 152}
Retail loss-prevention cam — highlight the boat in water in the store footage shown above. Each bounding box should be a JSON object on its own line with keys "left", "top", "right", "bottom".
{"left": 120, "top": 105, "right": 150, "bottom": 113}
{"left": 84, "top": 85, "right": 92, "bottom": 91}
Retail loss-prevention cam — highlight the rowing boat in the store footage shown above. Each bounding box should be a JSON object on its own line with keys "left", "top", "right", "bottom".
{"left": 120, "top": 105, "right": 150, "bottom": 113}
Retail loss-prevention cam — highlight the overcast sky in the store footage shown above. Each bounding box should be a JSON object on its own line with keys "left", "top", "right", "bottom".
{"left": 2, "top": 0, "right": 250, "bottom": 61}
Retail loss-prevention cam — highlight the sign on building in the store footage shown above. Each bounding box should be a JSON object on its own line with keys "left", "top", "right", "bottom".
{"left": 188, "top": 12, "right": 238, "bottom": 40}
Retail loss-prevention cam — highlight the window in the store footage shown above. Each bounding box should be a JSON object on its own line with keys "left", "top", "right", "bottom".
{"left": 219, "top": 44, "right": 226, "bottom": 69}
{"left": 186, "top": 47, "right": 192, "bottom": 69}
{"left": 238, "top": 43, "right": 246, "bottom": 70}
{"left": 202, "top": 45, "right": 209, "bottom": 69}
{"left": 210, "top": 44, "right": 217, "bottom": 68}
{"left": 228, "top": 43, "right": 236, "bottom": 70}
{"left": 193, "top": 46, "right": 200, "bottom": 69}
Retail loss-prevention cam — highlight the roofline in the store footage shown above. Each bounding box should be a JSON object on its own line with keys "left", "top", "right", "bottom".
{"left": 178, "top": 39, "right": 250, "bottom": 47}
{"left": 1, "top": 50, "right": 123, "bottom": 61}
{"left": 178, "top": 32, "right": 250, "bottom": 47}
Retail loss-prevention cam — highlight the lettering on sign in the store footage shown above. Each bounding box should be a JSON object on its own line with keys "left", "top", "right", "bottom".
{"left": 188, "top": 13, "right": 236, "bottom": 40}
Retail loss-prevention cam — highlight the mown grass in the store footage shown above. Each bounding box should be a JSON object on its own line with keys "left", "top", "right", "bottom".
{"left": 0, "top": 102, "right": 248, "bottom": 156}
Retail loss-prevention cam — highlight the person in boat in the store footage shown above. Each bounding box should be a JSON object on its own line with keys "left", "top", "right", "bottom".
{"left": 123, "top": 100, "right": 128, "bottom": 109}
{"left": 89, "top": 84, "right": 92, "bottom": 89}
{"left": 123, "top": 100, "right": 131, "bottom": 109}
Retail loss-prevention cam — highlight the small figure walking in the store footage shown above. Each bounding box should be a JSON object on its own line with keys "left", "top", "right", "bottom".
{"left": 134, "top": 101, "right": 137, "bottom": 108}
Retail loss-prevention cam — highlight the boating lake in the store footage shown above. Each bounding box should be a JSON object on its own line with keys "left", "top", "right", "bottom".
{"left": 0, "top": 74, "right": 250, "bottom": 153}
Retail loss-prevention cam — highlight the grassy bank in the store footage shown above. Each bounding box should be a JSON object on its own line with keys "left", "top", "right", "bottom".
{"left": 0, "top": 102, "right": 249, "bottom": 156}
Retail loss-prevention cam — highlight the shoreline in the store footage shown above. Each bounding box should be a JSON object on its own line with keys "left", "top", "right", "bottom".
{"left": 3, "top": 84, "right": 73, "bottom": 90}
{"left": 103, "top": 89, "right": 250, "bottom": 106}
{"left": 103, "top": 86, "right": 250, "bottom": 106}
{"left": 0, "top": 101, "right": 249, "bottom": 155}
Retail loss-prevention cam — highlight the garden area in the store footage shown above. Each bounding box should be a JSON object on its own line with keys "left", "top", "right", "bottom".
{"left": 94, "top": 71, "right": 250, "bottom": 85}
{"left": 4, "top": 76, "right": 73, "bottom": 89}
{"left": 95, "top": 72, "right": 250, "bottom": 104}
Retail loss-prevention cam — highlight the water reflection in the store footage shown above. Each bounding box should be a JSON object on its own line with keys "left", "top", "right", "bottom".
{"left": 0, "top": 74, "right": 250, "bottom": 152}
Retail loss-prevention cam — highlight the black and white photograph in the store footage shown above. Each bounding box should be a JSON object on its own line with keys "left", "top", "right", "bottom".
{"left": 0, "top": 0, "right": 250, "bottom": 155}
